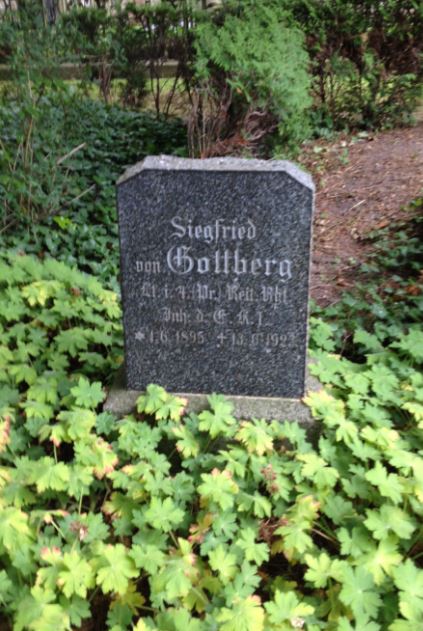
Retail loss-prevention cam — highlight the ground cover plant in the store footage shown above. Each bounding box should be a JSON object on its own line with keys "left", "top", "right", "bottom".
{"left": 0, "top": 200, "right": 422, "bottom": 629}
{"left": 0, "top": 96, "right": 187, "bottom": 290}
{"left": 0, "top": 7, "right": 422, "bottom": 629}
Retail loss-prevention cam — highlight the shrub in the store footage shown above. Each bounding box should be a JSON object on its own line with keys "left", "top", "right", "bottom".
{"left": 0, "top": 251, "right": 422, "bottom": 630}
{"left": 117, "top": 2, "right": 199, "bottom": 116}
{"left": 288, "top": 0, "right": 423, "bottom": 132}
{"left": 60, "top": 1, "right": 200, "bottom": 114}
{"left": 190, "top": 1, "right": 312, "bottom": 157}
{"left": 0, "top": 3, "right": 77, "bottom": 231}
{"left": 0, "top": 98, "right": 187, "bottom": 287}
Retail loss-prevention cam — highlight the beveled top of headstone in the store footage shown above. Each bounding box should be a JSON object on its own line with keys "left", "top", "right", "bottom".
{"left": 118, "top": 155, "right": 314, "bottom": 191}
{"left": 117, "top": 155, "right": 314, "bottom": 399}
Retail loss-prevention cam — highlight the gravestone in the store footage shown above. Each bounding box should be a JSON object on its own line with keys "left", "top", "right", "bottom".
{"left": 107, "top": 156, "right": 317, "bottom": 422}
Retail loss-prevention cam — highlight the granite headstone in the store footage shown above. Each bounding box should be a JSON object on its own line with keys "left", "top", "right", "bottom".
{"left": 116, "top": 156, "right": 314, "bottom": 403}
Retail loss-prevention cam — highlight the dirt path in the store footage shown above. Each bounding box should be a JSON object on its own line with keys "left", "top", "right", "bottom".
{"left": 300, "top": 123, "right": 423, "bottom": 305}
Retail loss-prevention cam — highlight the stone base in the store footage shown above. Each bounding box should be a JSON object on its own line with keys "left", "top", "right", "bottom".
{"left": 104, "top": 362, "right": 321, "bottom": 429}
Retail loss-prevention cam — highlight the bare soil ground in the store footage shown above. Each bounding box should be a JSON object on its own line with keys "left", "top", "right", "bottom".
{"left": 298, "top": 122, "right": 423, "bottom": 306}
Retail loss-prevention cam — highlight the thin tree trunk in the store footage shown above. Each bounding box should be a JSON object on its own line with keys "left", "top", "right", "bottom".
{"left": 43, "top": 0, "right": 57, "bottom": 25}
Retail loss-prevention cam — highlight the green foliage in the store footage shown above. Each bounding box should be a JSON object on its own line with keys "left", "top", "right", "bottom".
{"left": 0, "top": 97, "right": 186, "bottom": 289}
{"left": 0, "top": 249, "right": 422, "bottom": 629}
{"left": 191, "top": 0, "right": 311, "bottom": 155}
{"left": 287, "top": 0, "right": 422, "bottom": 132}
{"left": 311, "top": 200, "right": 423, "bottom": 356}
{"left": 0, "top": 8, "right": 76, "bottom": 230}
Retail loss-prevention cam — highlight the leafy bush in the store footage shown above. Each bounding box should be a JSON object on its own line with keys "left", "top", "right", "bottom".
{"left": 0, "top": 250, "right": 422, "bottom": 630}
{"left": 59, "top": 6, "right": 123, "bottom": 103}
{"left": 0, "top": 98, "right": 187, "bottom": 288}
{"left": 0, "top": 3, "right": 78, "bottom": 231}
{"left": 115, "top": 2, "right": 199, "bottom": 116}
{"left": 288, "top": 0, "right": 423, "bottom": 131}
{"left": 60, "top": 1, "right": 200, "bottom": 113}
{"left": 190, "top": 1, "right": 312, "bottom": 156}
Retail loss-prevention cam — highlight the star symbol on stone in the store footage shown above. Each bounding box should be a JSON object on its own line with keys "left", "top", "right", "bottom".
{"left": 135, "top": 331, "right": 145, "bottom": 341}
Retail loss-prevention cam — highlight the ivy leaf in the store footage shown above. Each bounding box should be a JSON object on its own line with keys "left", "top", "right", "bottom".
{"left": 136, "top": 384, "right": 168, "bottom": 415}
{"left": 393, "top": 559, "right": 423, "bottom": 621}
{"left": 0, "top": 507, "right": 34, "bottom": 556}
{"left": 71, "top": 377, "right": 104, "bottom": 408}
{"left": 353, "top": 329, "right": 383, "bottom": 353}
{"left": 198, "top": 394, "right": 236, "bottom": 438}
{"left": 391, "top": 329, "right": 423, "bottom": 362}
{"left": 235, "top": 420, "right": 273, "bottom": 455}
{"left": 364, "top": 505, "right": 416, "bottom": 540}
{"left": 358, "top": 536, "right": 402, "bottom": 585}
{"left": 264, "top": 590, "right": 314, "bottom": 625}
{"left": 57, "top": 551, "right": 95, "bottom": 598}
{"left": 235, "top": 528, "right": 269, "bottom": 566}
{"left": 216, "top": 595, "right": 264, "bottom": 631}
{"left": 172, "top": 425, "right": 200, "bottom": 458}
{"left": 365, "top": 462, "right": 403, "bottom": 504}
{"left": 36, "top": 458, "right": 70, "bottom": 493}
{"left": 130, "top": 544, "right": 166, "bottom": 575}
{"left": 339, "top": 566, "right": 382, "bottom": 621}
{"left": 298, "top": 453, "right": 339, "bottom": 488}
{"left": 304, "top": 552, "right": 345, "bottom": 588}
{"left": 95, "top": 544, "right": 137, "bottom": 595}
{"left": 198, "top": 469, "right": 239, "bottom": 510}
{"left": 208, "top": 545, "right": 238, "bottom": 584}
{"left": 144, "top": 497, "right": 185, "bottom": 533}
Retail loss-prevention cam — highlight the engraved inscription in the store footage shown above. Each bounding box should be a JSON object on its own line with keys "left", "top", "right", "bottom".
{"left": 166, "top": 245, "right": 292, "bottom": 280}
{"left": 133, "top": 214, "right": 298, "bottom": 355}
{"left": 118, "top": 157, "right": 313, "bottom": 398}
{"left": 162, "top": 216, "right": 293, "bottom": 281}
{"left": 161, "top": 307, "right": 189, "bottom": 325}
{"left": 170, "top": 216, "right": 257, "bottom": 243}
{"left": 137, "top": 282, "right": 290, "bottom": 305}
{"left": 134, "top": 327, "right": 295, "bottom": 348}
{"left": 136, "top": 260, "right": 161, "bottom": 273}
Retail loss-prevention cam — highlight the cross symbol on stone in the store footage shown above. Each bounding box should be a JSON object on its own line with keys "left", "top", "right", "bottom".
{"left": 217, "top": 332, "right": 227, "bottom": 345}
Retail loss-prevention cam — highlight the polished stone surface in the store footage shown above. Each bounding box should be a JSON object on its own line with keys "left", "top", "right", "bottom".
{"left": 117, "top": 156, "right": 314, "bottom": 398}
